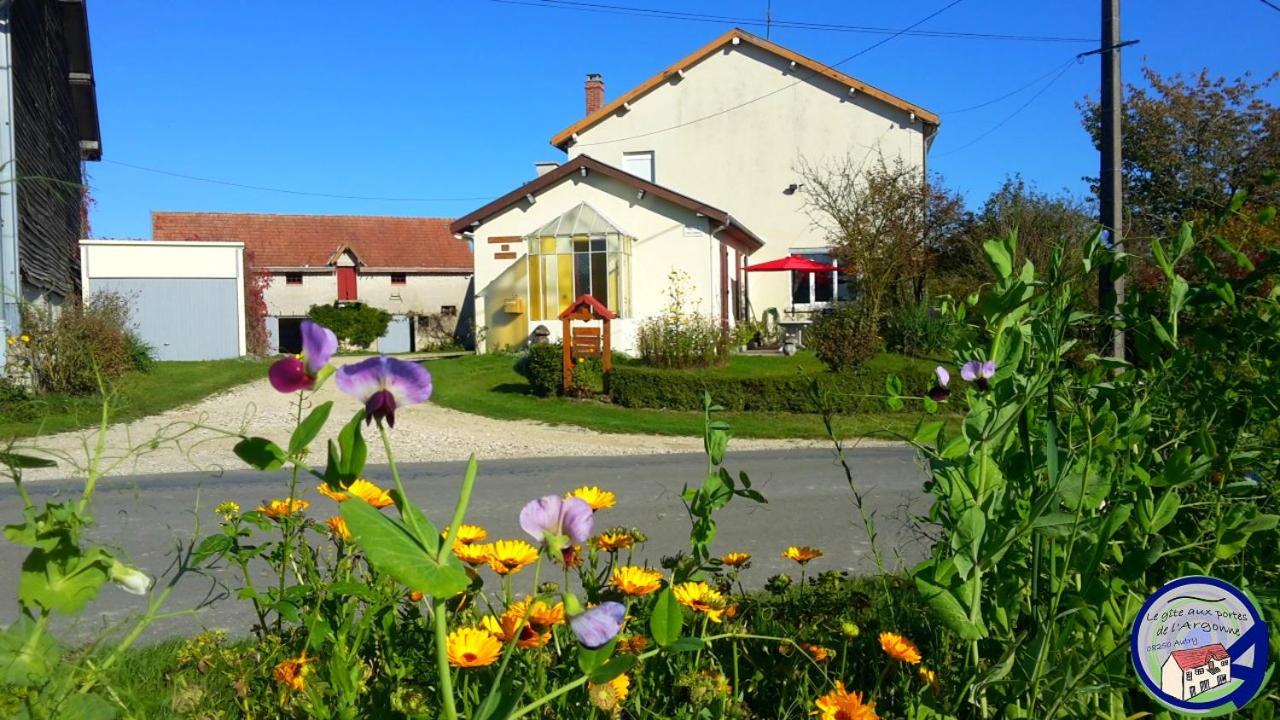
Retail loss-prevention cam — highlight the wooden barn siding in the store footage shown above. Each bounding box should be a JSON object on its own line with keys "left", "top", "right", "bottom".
{"left": 12, "top": 0, "right": 84, "bottom": 298}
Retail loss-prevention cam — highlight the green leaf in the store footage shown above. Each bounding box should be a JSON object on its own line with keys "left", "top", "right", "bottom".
{"left": 340, "top": 500, "right": 468, "bottom": 598}
{"left": 19, "top": 545, "right": 113, "bottom": 615}
{"left": 192, "top": 534, "right": 232, "bottom": 564}
{"left": 589, "top": 653, "right": 637, "bottom": 682}
{"left": 914, "top": 573, "right": 985, "bottom": 640}
{"left": 1152, "top": 447, "right": 1211, "bottom": 487}
{"left": 234, "top": 437, "right": 287, "bottom": 471}
{"left": 983, "top": 236, "right": 1014, "bottom": 280}
{"left": 913, "top": 420, "right": 944, "bottom": 446}
{"left": 577, "top": 637, "right": 617, "bottom": 675}
{"left": 953, "top": 507, "right": 985, "bottom": 561}
{"left": 289, "top": 401, "right": 333, "bottom": 455}
{"left": 0, "top": 615, "right": 60, "bottom": 686}
{"left": 0, "top": 452, "right": 56, "bottom": 469}
{"left": 649, "top": 588, "right": 683, "bottom": 647}
{"left": 392, "top": 491, "right": 442, "bottom": 556}
{"left": 667, "top": 637, "right": 705, "bottom": 653}
{"left": 474, "top": 674, "right": 521, "bottom": 720}
{"left": 1148, "top": 490, "right": 1180, "bottom": 534}
{"left": 337, "top": 409, "right": 368, "bottom": 480}
{"left": 939, "top": 435, "right": 968, "bottom": 459}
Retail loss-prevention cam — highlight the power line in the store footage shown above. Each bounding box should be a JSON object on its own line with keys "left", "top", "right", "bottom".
{"left": 935, "top": 56, "right": 1077, "bottom": 114}
{"left": 934, "top": 58, "right": 1080, "bottom": 157}
{"left": 1260, "top": 0, "right": 1280, "bottom": 13}
{"left": 484, "top": 0, "right": 1093, "bottom": 44}
{"left": 102, "top": 159, "right": 494, "bottom": 203}
{"left": 572, "top": 0, "right": 967, "bottom": 148}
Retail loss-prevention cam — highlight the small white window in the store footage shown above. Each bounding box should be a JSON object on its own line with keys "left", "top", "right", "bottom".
{"left": 623, "top": 151, "right": 654, "bottom": 182}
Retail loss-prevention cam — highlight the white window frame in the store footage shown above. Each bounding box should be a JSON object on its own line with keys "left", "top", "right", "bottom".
{"left": 622, "top": 151, "right": 655, "bottom": 182}
{"left": 788, "top": 247, "right": 849, "bottom": 311}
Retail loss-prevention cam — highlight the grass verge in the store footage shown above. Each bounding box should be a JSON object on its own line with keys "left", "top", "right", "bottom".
{"left": 0, "top": 358, "right": 270, "bottom": 439}
{"left": 427, "top": 352, "right": 945, "bottom": 440}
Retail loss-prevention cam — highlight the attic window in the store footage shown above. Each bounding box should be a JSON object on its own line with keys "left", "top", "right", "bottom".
{"left": 390, "top": 273, "right": 407, "bottom": 285}
{"left": 285, "top": 273, "right": 303, "bottom": 285}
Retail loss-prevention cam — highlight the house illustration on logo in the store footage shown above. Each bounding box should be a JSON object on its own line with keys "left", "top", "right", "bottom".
{"left": 1160, "top": 644, "right": 1231, "bottom": 700}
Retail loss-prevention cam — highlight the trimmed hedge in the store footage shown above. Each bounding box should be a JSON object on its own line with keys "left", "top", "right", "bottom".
{"left": 607, "top": 362, "right": 936, "bottom": 413}
{"left": 515, "top": 343, "right": 564, "bottom": 397}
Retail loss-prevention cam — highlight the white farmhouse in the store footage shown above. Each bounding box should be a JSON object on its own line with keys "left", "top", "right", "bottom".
{"left": 1160, "top": 644, "right": 1231, "bottom": 700}
{"left": 455, "top": 27, "right": 938, "bottom": 352}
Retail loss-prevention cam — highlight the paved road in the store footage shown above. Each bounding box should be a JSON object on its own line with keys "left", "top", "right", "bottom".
{"left": 0, "top": 447, "right": 932, "bottom": 642}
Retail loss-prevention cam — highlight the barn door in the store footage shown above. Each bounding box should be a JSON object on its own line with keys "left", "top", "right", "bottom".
{"left": 337, "top": 267, "right": 358, "bottom": 300}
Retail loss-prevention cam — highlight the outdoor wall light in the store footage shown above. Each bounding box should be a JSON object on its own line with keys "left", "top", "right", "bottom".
{"left": 636, "top": 189, "right": 646, "bottom": 200}
{"left": 783, "top": 183, "right": 803, "bottom": 195}
{"left": 525, "top": 193, "right": 536, "bottom": 204}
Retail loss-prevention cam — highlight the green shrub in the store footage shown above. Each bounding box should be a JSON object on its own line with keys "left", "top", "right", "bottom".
{"left": 880, "top": 303, "right": 959, "bottom": 356}
{"left": 307, "top": 303, "right": 391, "bottom": 349}
{"left": 17, "top": 293, "right": 137, "bottom": 395}
{"left": 126, "top": 333, "right": 156, "bottom": 372}
{"left": 608, "top": 361, "right": 934, "bottom": 413}
{"left": 569, "top": 356, "right": 604, "bottom": 397}
{"left": 516, "top": 342, "right": 563, "bottom": 397}
{"left": 807, "top": 304, "right": 883, "bottom": 371}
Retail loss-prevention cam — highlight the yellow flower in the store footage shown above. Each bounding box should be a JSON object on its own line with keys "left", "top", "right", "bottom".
{"left": 610, "top": 566, "right": 664, "bottom": 597}
{"left": 19, "top": 334, "right": 29, "bottom": 344}
{"left": 588, "top": 673, "right": 630, "bottom": 712}
{"left": 672, "top": 581, "right": 727, "bottom": 623}
{"left": 527, "top": 599, "right": 566, "bottom": 631}
{"left": 814, "top": 681, "right": 878, "bottom": 720}
{"left": 446, "top": 627, "right": 502, "bottom": 668}
{"left": 272, "top": 652, "right": 312, "bottom": 692}
{"left": 485, "top": 539, "right": 538, "bottom": 576}
{"left": 593, "top": 531, "right": 635, "bottom": 552}
{"left": 802, "top": 643, "right": 833, "bottom": 663}
{"left": 443, "top": 524, "right": 488, "bottom": 545}
{"left": 481, "top": 597, "right": 560, "bottom": 649}
{"left": 326, "top": 515, "right": 351, "bottom": 541}
{"left": 918, "top": 666, "right": 940, "bottom": 693}
{"left": 782, "top": 545, "right": 823, "bottom": 565}
{"left": 567, "top": 485, "right": 616, "bottom": 510}
{"left": 879, "top": 632, "right": 922, "bottom": 665}
{"left": 721, "top": 552, "right": 752, "bottom": 568}
{"left": 259, "top": 498, "right": 309, "bottom": 520}
{"left": 215, "top": 501, "right": 241, "bottom": 521}
{"left": 5, "top": 337, "right": 13, "bottom": 346}
{"left": 316, "top": 479, "right": 393, "bottom": 509}
{"left": 453, "top": 541, "right": 491, "bottom": 567}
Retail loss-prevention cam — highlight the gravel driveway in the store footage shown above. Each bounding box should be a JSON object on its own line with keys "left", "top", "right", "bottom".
{"left": 14, "top": 357, "right": 871, "bottom": 482}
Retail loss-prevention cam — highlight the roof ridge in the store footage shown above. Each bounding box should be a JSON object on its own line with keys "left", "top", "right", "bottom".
{"left": 151, "top": 210, "right": 457, "bottom": 222}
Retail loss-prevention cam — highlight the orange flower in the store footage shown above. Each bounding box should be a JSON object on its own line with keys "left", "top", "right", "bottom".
{"left": 259, "top": 498, "right": 309, "bottom": 520}
{"left": 802, "top": 643, "right": 832, "bottom": 662}
{"left": 486, "top": 540, "right": 538, "bottom": 576}
{"left": 408, "top": 590, "right": 424, "bottom": 603}
{"left": 447, "top": 627, "right": 502, "bottom": 667}
{"left": 593, "top": 531, "right": 634, "bottom": 552}
{"left": 782, "top": 546, "right": 823, "bottom": 565}
{"left": 672, "top": 581, "right": 727, "bottom": 623}
{"left": 721, "top": 552, "right": 752, "bottom": 568}
{"left": 610, "top": 566, "right": 663, "bottom": 597}
{"left": 562, "top": 544, "right": 584, "bottom": 569}
{"left": 814, "top": 681, "right": 878, "bottom": 720}
{"left": 616, "top": 634, "right": 649, "bottom": 654}
{"left": 316, "top": 479, "right": 393, "bottom": 509}
{"left": 443, "top": 524, "right": 488, "bottom": 545}
{"left": 453, "top": 541, "right": 491, "bottom": 566}
{"left": 272, "top": 652, "right": 312, "bottom": 691}
{"left": 527, "top": 599, "right": 566, "bottom": 631}
{"left": 482, "top": 598, "right": 552, "bottom": 649}
{"left": 879, "top": 632, "right": 922, "bottom": 665}
{"left": 325, "top": 515, "right": 351, "bottom": 541}
{"left": 567, "top": 485, "right": 616, "bottom": 510}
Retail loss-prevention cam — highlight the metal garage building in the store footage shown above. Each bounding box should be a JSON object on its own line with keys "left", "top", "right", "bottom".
{"left": 79, "top": 240, "right": 247, "bottom": 360}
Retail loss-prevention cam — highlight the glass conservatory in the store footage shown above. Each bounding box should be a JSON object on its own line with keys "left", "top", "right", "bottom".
{"left": 525, "top": 202, "right": 633, "bottom": 321}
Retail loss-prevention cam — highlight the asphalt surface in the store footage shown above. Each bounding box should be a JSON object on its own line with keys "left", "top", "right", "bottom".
{"left": 0, "top": 447, "right": 932, "bottom": 643}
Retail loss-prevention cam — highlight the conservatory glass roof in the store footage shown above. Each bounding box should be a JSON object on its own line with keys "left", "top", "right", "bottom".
{"left": 525, "top": 202, "right": 627, "bottom": 238}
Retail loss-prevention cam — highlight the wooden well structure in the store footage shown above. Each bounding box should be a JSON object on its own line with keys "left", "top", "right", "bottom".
{"left": 558, "top": 294, "right": 616, "bottom": 392}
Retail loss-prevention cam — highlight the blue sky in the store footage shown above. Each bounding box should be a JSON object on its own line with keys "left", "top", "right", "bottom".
{"left": 85, "top": 1, "right": 1279, "bottom": 238}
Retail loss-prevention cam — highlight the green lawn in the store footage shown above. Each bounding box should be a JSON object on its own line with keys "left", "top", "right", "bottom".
{"left": 0, "top": 358, "right": 270, "bottom": 439}
{"left": 427, "top": 351, "right": 941, "bottom": 440}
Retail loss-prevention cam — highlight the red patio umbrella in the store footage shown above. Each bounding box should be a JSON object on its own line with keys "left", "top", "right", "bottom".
{"left": 744, "top": 255, "right": 838, "bottom": 273}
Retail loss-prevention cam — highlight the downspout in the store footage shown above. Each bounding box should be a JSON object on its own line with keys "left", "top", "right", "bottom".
{"left": 0, "top": 0, "right": 19, "bottom": 368}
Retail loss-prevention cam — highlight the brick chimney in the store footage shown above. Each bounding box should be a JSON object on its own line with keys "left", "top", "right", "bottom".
{"left": 585, "top": 73, "right": 604, "bottom": 115}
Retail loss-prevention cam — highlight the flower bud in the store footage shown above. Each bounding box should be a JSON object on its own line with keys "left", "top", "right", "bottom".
{"left": 110, "top": 561, "right": 153, "bottom": 596}
{"left": 561, "top": 591, "right": 585, "bottom": 616}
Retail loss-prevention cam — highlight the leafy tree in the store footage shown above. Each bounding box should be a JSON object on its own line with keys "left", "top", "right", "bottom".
{"left": 1080, "top": 68, "right": 1280, "bottom": 243}
{"left": 307, "top": 303, "right": 391, "bottom": 349}
{"left": 799, "top": 155, "right": 966, "bottom": 323}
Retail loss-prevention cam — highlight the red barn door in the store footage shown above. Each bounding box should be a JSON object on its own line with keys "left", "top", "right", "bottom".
{"left": 337, "top": 267, "right": 358, "bottom": 300}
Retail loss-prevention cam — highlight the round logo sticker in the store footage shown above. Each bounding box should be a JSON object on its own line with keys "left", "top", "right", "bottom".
{"left": 1131, "top": 576, "right": 1272, "bottom": 715}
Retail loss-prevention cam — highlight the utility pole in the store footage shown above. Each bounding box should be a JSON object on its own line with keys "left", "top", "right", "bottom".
{"left": 1098, "top": 0, "right": 1125, "bottom": 359}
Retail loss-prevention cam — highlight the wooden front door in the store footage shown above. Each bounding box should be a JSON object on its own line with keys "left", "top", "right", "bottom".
{"left": 337, "top": 267, "right": 358, "bottom": 300}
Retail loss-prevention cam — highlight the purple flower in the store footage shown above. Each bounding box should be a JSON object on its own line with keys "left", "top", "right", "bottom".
{"left": 569, "top": 601, "right": 626, "bottom": 649}
{"left": 927, "top": 366, "right": 951, "bottom": 402}
{"left": 269, "top": 320, "right": 338, "bottom": 393}
{"left": 335, "top": 356, "right": 433, "bottom": 428}
{"left": 520, "top": 495, "right": 593, "bottom": 558}
{"left": 960, "top": 360, "right": 997, "bottom": 392}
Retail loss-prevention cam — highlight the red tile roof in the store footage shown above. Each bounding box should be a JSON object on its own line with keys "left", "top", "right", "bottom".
{"left": 152, "top": 212, "right": 473, "bottom": 272}
{"left": 1169, "top": 644, "right": 1229, "bottom": 670}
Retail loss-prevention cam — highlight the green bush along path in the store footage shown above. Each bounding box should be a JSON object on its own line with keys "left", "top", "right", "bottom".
{"left": 429, "top": 351, "right": 946, "bottom": 439}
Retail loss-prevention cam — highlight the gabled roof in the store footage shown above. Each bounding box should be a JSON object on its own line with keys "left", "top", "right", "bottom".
{"left": 560, "top": 293, "right": 617, "bottom": 321}
{"left": 1168, "top": 645, "right": 1230, "bottom": 670}
{"left": 449, "top": 155, "right": 765, "bottom": 254}
{"left": 153, "top": 212, "right": 473, "bottom": 272}
{"left": 551, "top": 27, "right": 939, "bottom": 150}
{"left": 530, "top": 202, "right": 624, "bottom": 238}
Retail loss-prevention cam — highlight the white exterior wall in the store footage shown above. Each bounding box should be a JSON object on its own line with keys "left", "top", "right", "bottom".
{"left": 471, "top": 171, "right": 725, "bottom": 353}
{"left": 264, "top": 272, "right": 470, "bottom": 318}
{"left": 566, "top": 42, "right": 927, "bottom": 317}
